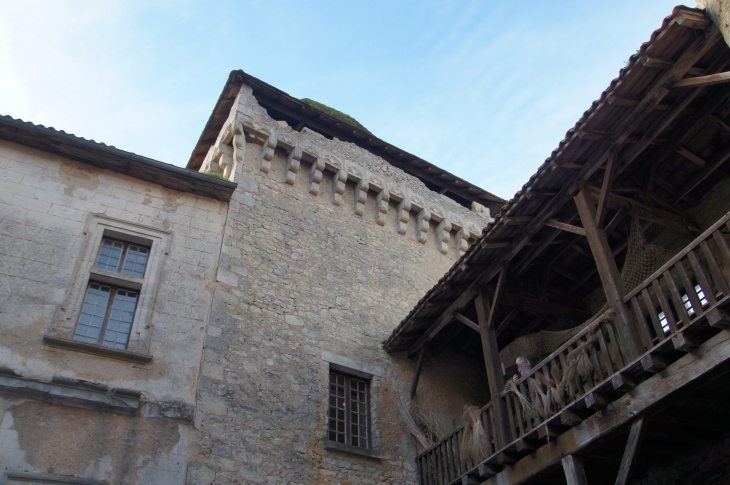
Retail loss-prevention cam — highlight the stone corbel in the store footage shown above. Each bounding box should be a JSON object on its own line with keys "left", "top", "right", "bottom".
{"left": 331, "top": 158, "right": 348, "bottom": 206}
{"left": 370, "top": 176, "right": 389, "bottom": 226}
{"left": 309, "top": 156, "right": 325, "bottom": 195}
{"left": 452, "top": 216, "right": 470, "bottom": 256}
{"left": 392, "top": 187, "right": 411, "bottom": 235}
{"left": 349, "top": 165, "right": 368, "bottom": 216}
{"left": 230, "top": 120, "right": 245, "bottom": 180}
{"left": 260, "top": 132, "right": 277, "bottom": 174}
{"left": 431, "top": 207, "right": 452, "bottom": 254}
{"left": 285, "top": 146, "right": 302, "bottom": 185}
{"left": 411, "top": 196, "right": 430, "bottom": 244}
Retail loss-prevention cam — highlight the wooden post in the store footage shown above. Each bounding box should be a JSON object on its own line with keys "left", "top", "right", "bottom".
{"left": 574, "top": 183, "right": 642, "bottom": 362}
{"left": 476, "top": 264, "right": 512, "bottom": 448}
{"left": 562, "top": 455, "right": 588, "bottom": 485}
{"left": 410, "top": 344, "right": 427, "bottom": 399}
{"left": 615, "top": 417, "right": 645, "bottom": 485}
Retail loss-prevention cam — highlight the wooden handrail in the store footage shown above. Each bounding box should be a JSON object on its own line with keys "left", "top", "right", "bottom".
{"left": 414, "top": 401, "right": 494, "bottom": 460}
{"left": 504, "top": 307, "right": 615, "bottom": 390}
{"left": 623, "top": 211, "right": 730, "bottom": 301}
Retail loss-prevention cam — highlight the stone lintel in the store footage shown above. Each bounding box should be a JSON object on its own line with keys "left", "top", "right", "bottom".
{"left": 321, "top": 350, "right": 382, "bottom": 378}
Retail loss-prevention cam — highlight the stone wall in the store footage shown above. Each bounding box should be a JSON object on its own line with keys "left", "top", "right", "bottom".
{"left": 190, "top": 85, "right": 493, "bottom": 484}
{"left": 0, "top": 139, "right": 227, "bottom": 483}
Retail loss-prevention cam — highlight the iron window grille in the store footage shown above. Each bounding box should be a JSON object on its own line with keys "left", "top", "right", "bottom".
{"left": 328, "top": 370, "right": 370, "bottom": 449}
{"left": 73, "top": 237, "right": 150, "bottom": 349}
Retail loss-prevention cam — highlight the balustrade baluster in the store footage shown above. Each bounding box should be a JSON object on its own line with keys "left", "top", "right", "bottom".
{"left": 652, "top": 279, "right": 678, "bottom": 334}
{"left": 688, "top": 250, "right": 717, "bottom": 306}
{"left": 640, "top": 288, "right": 665, "bottom": 341}
{"left": 604, "top": 321, "right": 625, "bottom": 367}
{"left": 629, "top": 296, "right": 654, "bottom": 350}
{"left": 700, "top": 240, "right": 730, "bottom": 297}
{"left": 712, "top": 230, "right": 730, "bottom": 268}
{"left": 675, "top": 260, "right": 704, "bottom": 318}
{"left": 596, "top": 324, "right": 615, "bottom": 375}
{"left": 663, "top": 269, "right": 691, "bottom": 327}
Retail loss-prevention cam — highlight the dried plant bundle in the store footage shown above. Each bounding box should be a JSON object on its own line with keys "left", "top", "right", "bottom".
{"left": 459, "top": 405, "right": 489, "bottom": 464}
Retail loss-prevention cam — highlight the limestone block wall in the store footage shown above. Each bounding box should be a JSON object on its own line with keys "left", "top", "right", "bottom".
{"left": 190, "top": 86, "right": 492, "bottom": 484}
{"left": 0, "top": 139, "right": 227, "bottom": 483}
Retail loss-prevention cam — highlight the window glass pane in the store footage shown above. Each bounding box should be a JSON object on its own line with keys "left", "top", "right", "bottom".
{"left": 74, "top": 284, "right": 111, "bottom": 343}
{"left": 102, "top": 289, "right": 138, "bottom": 349}
{"left": 122, "top": 245, "right": 149, "bottom": 278}
{"left": 681, "top": 293, "right": 696, "bottom": 316}
{"left": 695, "top": 284, "right": 709, "bottom": 307}
{"left": 96, "top": 239, "right": 124, "bottom": 272}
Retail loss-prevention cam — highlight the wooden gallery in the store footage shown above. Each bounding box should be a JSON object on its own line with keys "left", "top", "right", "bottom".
{"left": 1, "top": 4, "right": 730, "bottom": 485}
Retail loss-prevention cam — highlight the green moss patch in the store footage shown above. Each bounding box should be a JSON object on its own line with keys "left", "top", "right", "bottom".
{"left": 300, "top": 98, "right": 370, "bottom": 134}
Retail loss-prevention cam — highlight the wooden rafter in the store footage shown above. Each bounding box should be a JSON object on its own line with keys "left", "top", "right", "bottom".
{"left": 454, "top": 312, "right": 481, "bottom": 333}
{"left": 392, "top": 26, "right": 721, "bottom": 355}
{"left": 673, "top": 71, "right": 730, "bottom": 88}
{"left": 544, "top": 219, "right": 586, "bottom": 236}
{"left": 675, "top": 142, "right": 730, "bottom": 202}
{"left": 596, "top": 147, "right": 617, "bottom": 227}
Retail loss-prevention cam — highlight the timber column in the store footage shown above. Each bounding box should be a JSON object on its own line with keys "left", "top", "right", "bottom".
{"left": 475, "top": 267, "right": 512, "bottom": 448}
{"left": 574, "top": 183, "right": 642, "bottom": 361}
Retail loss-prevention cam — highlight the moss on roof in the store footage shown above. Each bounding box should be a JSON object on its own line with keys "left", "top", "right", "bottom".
{"left": 300, "top": 98, "right": 371, "bottom": 134}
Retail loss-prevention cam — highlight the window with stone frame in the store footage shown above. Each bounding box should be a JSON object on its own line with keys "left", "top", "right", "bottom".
{"left": 328, "top": 370, "right": 370, "bottom": 449}
{"left": 73, "top": 238, "right": 150, "bottom": 349}
{"left": 46, "top": 214, "right": 171, "bottom": 360}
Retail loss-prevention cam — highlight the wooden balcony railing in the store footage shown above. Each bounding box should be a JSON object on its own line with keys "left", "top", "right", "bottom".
{"left": 624, "top": 211, "right": 730, "bottom": 352}
{"left": 415, "top": 312, "right": 624, "bottom": 485}
{"left": 504, "top": 312, "right": 624, "bottom": 439}
{"left": 417, "top": 401, "right": 497, "bottom": 485}
{"left": 414, "top": 212, "right": 730, "bottom": 485}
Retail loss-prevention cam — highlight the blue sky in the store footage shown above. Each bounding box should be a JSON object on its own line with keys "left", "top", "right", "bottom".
{"left": 0, "top": 0, "right": 687, "bottom": 200}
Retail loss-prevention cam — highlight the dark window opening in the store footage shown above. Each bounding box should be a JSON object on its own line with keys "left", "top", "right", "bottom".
{"left": 328, "top": 370, "right": 370, "bottom": 449}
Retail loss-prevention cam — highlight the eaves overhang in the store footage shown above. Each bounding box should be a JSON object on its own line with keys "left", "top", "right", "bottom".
{"left": 0, "top": 115, "right": 237, "bottom": 202}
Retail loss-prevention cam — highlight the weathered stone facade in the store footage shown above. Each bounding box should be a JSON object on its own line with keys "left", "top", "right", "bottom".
{"left": 0, "top": 137, "right": 228, "bottom": 483}
{"left": 189, "top": 85, "right": 493, "bottom": 484}
{"left": 0, "top": 81, "right": 494, "bottom": 484}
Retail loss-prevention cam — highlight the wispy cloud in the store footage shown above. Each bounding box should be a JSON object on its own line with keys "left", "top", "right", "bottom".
{"left": 0, "top": 0, "right": 684, "bottom": 199}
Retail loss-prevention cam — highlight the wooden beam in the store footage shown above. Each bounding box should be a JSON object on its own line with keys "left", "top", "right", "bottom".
{"left": 487, "top": 264, "right": 509, "bottom": 330}
{"left": 476, "top": 286, "right": 511, "bottom": 448}
{"left": 495, "top": 308, "right": 520, "bottom": 337}
{"left": 491, "top": 290, "right": 590, "bottom": 321}
{"left": 410, "top": 345, "right": 426, "bottom": 399}
{"left": 615, "top": 416, "right": 646, "bottom": 485}
{"left": 676, "top": 146, "right": 707, "bottom": 168}
{"left": 398, "top": 32, "right": 721, "bottom": 356}
{"left": 513, "top": 214, "right": 580, "bottom": 277}
{"left": 673, "top": 71, "right": 730, "bottom": 88}
{"left": 709, "top": 114, "right": 730, "bottom": 133}
{"left": 568, "top": 240, "right": 628, "bottom": 292}
{"left": 607, "top": 95, "right": 670, "bottom": 110}
{"left": 454, "top": 312, "right": 481, "bottom": 333}
{"left": 574, "top": 183, "right": 642, "bottom": 361}
{"left": 544, "top": 219, "right": 586, "bottom": 236}
{"left": 596, "top": 147, "right": 617, "bottom": 227}
{"left": 525, "top": 189, "right": 557, "bottom": 199}
{"left": 482, "top": 330, "right": 730, "bottom": 485}
{"left": 640, "top": 55, "right": 704, "bottom": 76}
{"left": 674, "top": 9, "right": 712, "bottom": 29}
{"left": 604, "top": 207, "right": 628, "bottom": 235}
{"left": 502, "top": 216, "right": 533, "bottom": 226}
{"left": 675, "top": 143, "right": 730, "bottom": 202}
{"left": 562, "top": 455, "right": 588, "bottom": 485}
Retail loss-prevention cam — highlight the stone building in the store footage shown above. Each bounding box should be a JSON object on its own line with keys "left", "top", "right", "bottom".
{"left": 0, "top": 67, "right": 499, "bottom": 483}
{"left": 3, "top": 4, "right": 730, "bottom": 485}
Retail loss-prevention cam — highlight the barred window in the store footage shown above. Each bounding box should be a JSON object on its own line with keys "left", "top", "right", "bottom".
{"left": 328, "top": 370, "right": 370, "bottom": 449}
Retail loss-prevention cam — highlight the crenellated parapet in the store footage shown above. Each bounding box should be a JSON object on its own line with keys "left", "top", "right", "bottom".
{"left": 198, "top": 83, "right": 492, "bottom": 255}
